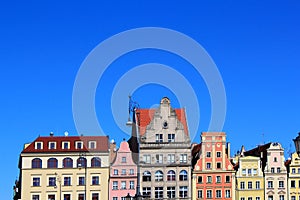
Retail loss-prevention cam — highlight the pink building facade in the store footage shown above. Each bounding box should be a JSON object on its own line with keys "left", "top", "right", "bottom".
{"left": 109, "top": 141, "right": 137, "bottom": 200}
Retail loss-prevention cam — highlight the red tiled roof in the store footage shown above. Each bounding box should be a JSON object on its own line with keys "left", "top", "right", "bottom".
{"left": 136, "top": 108, "right": 189, "bottom": 136}
{"left": 22, "top": 136, "right": 109, "bottom": 153}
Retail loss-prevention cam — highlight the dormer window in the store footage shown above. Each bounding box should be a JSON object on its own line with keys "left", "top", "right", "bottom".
{"left": 62, "top": 141, "right": 70, "bottom": 149}
{"left": 89, "top": 141, "right": 96, "bottom": 149}
{"left": 75, "top": 141, "right": 83, "bottom": 149}
{"left": 48, "top": 142, "right": 56, "bottom": 150}
{"left": 35, "top": 142, "right": 43, "bottom": 150}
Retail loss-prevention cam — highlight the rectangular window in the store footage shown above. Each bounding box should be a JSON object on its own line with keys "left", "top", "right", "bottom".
{"left": 248, "top": 181, "right": 252, "bottom": 189}
{"left": 142, "top": 187, "right": 151, "bottom": 197}
{"left": 216, "top": 176, "right": 221, "bottom": 183}
{"left": 156, "top": 154, "right": 163, "bottom": 163}
{"left": 92, "top": 176, "right": 99, "bottom": 185}
{"left": 156, "top": 134, "right": 163, "bottom": 143}
{"left": 298, "top": 168, "right": 300, "bottom": 174}
{"left": 206, "top": 162, "right": 211, "bottom": 169}
{"left": 241, "top": 198, "right": 245, "bottom": 200}
{"left": 179, "top": 186, "right": 188, "bottom": 198}
{"left": 242, "top": 169, "right": 246, "bottom": 175}
{"left": 268, "top": 196, "right": 273, "bottom": 200}
{"left": 198, "top": 176, "right": 203, "bottom": 183}
{"left": 62, "top": 142, "right": 69, "bottom": 149}
{"left": 226, "top": 175, "right": 230, "bottom": 183}
{"left": 121, "top": 157, "right": 126, "bottom": 163}
{"left": 49, "top": 142, "right": 56, "bottom": 149}
{"left": 48, "top": 195, "right": 55, "bottom": 200}
{"left": 207, "top": 176, "right": 212, "bottom": 183}
{"left": 167, "top": 154, "right": 175, "bottom": 163}
{"left": 268, "top": 181, "right": 273, "bottom": 188}
{"left": 198, "top": 190, "right": 203, "bottom": 198}
{"left": 168, "top": 134, "right": 175, "bottom": 142}
{"left": 89, "top": 141, "right": 96, "bottom": 149}
{"left": 35, "top": 142, "right": 43, "bottom": 150}
{"left": 78, "top": 194, "right": 85, "bottom": 200}
{"left": 129, "top": 169, "right": 134, "bottom": 175}
{"left": 129, "top": 181, "right": 134, "bottom": 189}
{"left": 248, "top": 198, "right": 253, "bottom": 200}
{"left": 256, "top": 181, "right": 260, "bottom": 189}
{"left": 253, "top": 169, "right": 257, "bottom": 174}
{"left": 114, "top": 169, "right": 118, "bottom": 175}
{"left": 216, "top": 190, "right": 222, "bottom": 198}
{"left": 279, "top": 195, "right": 284, "bottom": 200}
{"left": 155, "top": 187, "right": 163, "bottom": 198}
{"left": 75, "top": 141, "right": 83, "bottom": 149}
{"left": 112, "top": 197, "right": 118, "bottom": 200}
{"left": 32, "top": 195, "right": 40, "bottom": 200}
{"left": 167, "top": 186, "right": 175, "bottom": 198}
{"left": 279, "top": 181, "right": 284, "bottom": 188}
{"left": 217, "top": 152, "right": 221, "bottom": 157}
{"left": 64, "top": 177, "right": 71, "bottom": 186}
{"left": 216, "top": 162, "right": 221, "bottom": 168}
{"left": 78, "top": 177, "right": 85, "bottom": 186}
{"left": 63, "top": 194, "right": 71, "bottom": 200}
{"left": 291, "top": 180, "right": 296, "bottom": 188}
{"left": 121, "top": 181, "right": 126, "bottom": 189}
{"left": 143, "top": 155, "right": 151, "bottom": 164}
{"left": 32, "top": 177, "right": 40, "bottom": 186}
{"left": 240, "top": 181, "right": 245, "bottom": 189}
{"left": 121, "top": 169, "right": 126, "bottom": 175}
{"left": 207, "top": 190, "right": 212, "bottom": 198}
{"left": 206, "top": 152, "right": 211, "bottom": 157}
{"left": 278, "top": 167, "right": 281, "bottom": 173}
{"left": 113, "top": 181, "right": 118, "bottom": 190}
{"left": 292, "top": 168, "right": 296, "bottom": 174}
{"left": 271, "top": 167, "right": 275, "bottom": 173}
{"left": 248, "top": 169, "right": 252, "bottom": 175}
{"left": 180, "top": 154, "right": 187, "bottom": 163}
{"left": 291, "top": 196, "right": 296, "bottom": 200}
{"left": 92, "top": 193, "right": 99, "bottom": 200}
{"left": 256, "top": 197, "right": 260, "bottom": 200}
{"left": 225, "top": 190, "right": 230, "bottom": 198}
{"left": 49, "top": 177, "right": 56, "bottom": 186}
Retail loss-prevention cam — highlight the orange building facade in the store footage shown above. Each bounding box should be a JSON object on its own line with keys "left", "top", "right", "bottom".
{"left": 193, "top": 132, "right": 236, "bottom": 200}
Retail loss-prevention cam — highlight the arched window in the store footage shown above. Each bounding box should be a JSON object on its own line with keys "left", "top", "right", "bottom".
{"left": 91, "top": 157, "right": 101, "bottom": 167}
{"left": 143, "top": 171, "right": 151, "bottom": 182}
{"left": 167, "top": 170, "right": 176, "bottom": 181}
{"left": 47, "top": 158, "right": 58, "bottom": 168}
{"left": 179, "top": 170, "right": 188, "bottom": 181}
{"left": 32, "top": 158, "right": 42, "bottom": 168}
{"left": 155, "top": 170, "right": 163, "bottom": 182}
{"left": 63, "top": 157, "right": 73, "bottom": 168}
{"left": 77, "top": 157, "right": 87, "bottom": 168}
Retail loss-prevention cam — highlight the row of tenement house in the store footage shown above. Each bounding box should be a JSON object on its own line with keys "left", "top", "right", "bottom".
{"left": 14, "top": 97, "right": 300, "bottom": 200}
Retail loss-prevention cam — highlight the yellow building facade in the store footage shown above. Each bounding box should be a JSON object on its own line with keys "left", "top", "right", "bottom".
{"left": 19, "top": 135, "right": 110, "bottom": 200}
{"left": 235, "top": 156, "right": 264, "bottom": 200}
{"left": 288, "top": 152, "right": 300, "bottom": 200}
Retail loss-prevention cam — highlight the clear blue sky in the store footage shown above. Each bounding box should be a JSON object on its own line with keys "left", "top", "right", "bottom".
{"left": 1, "top": 1, "right": 300, "bottom": 198}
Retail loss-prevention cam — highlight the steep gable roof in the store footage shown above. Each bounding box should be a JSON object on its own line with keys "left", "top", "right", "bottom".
{"left": 136, "top": 108, "right": 189, "bottom": 136}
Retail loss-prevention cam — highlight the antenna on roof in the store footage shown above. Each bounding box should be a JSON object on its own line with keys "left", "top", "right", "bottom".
{"left": 64, "top": 131, "right": 69, "bottom": 137}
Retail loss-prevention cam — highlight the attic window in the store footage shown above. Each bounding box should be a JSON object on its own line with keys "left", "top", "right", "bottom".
{"left": 49, "top": 142, "right": 56, "bottom": 150}
{"left": 89, "top": 141, "right": 96, "bottom": 149}
{"left": 35, "top": 142, "right": 43, "bottom": 150}
{"left": 62, "top": 141, "right": 70, "bottom": 149}
{"left": 75, "top": 141, "right": 83, "bottom": 149}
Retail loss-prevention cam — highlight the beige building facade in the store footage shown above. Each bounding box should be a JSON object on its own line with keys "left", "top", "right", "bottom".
{"left": 19, "top": 135, "right": 110, "bottom": 200}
